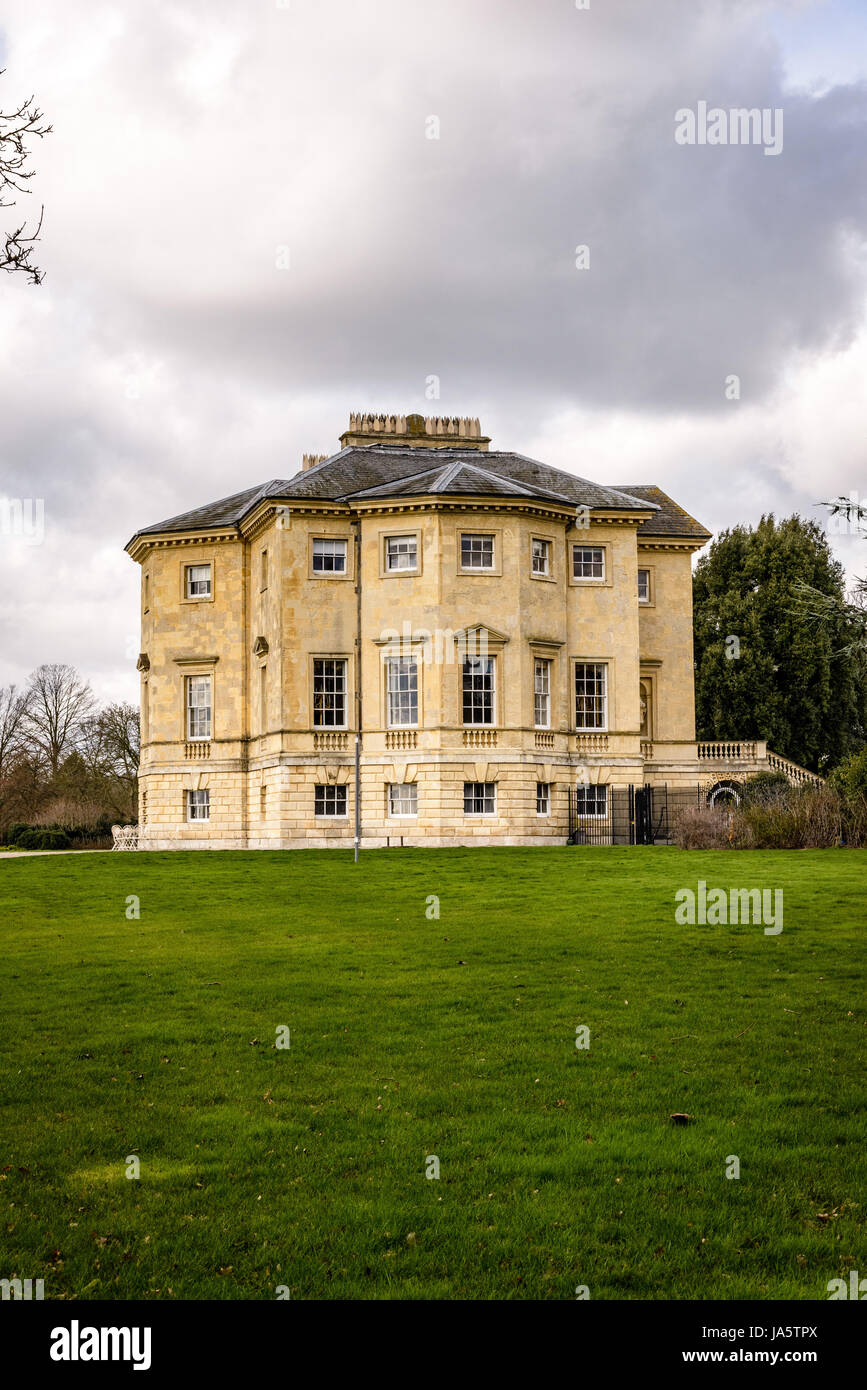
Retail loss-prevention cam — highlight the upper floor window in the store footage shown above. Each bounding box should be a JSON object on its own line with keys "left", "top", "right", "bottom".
{"left": 460, "top": 533, "right": 494, "bottom": 570}
{"left": 385, "top": 535, "right": 418, "bottom": 572}
{"left": 575, "top": 662, "right": 607, "bottom": 730}
{"left": 462, "top": 656, "right": 495, "bottom": 725}
{"left": 386, "top": 657, "right": 418, "bottom": 727}
{"left": 312, "top": 538, "right": 347, "bottom": 574}
{"left": 534, "top": 658, "right": 551, "bottom": 728}
{"left": 313, "top": 658, "right": 347, "bottom": 727}
{"left": 186, "top": 563, "right": 212, "bottom": 598}
{"left": 186, "top": 675, "right": 212, "bottom": 740}
{"left": 531, "top": 538, "right": 550, "bottom": 576}
{"left": 638, "top": 569, "right": 651, "bottom": 603}
{"left": 261, "top": 549, "right": 269, "bottom": 590}
{"left": 572, "top": 546, "right": 605, "bottom": 581}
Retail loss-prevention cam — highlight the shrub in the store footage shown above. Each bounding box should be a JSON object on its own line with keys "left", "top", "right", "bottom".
{"left": 671, "top": 803, "right": 739, "bottom": 849}
{"left": 738, "top": 784, "right": 841, "bottom": 849}
{"left": 742, "top": 770, "right": 791, "bottom": 804}
{"left": 674, "top": 781, "right": 854, "bottom": 849}
{"left": 828, "top": 747, "right": 867, "bottom": 801}
{"left": 13, "top": 827, "right": 71, "bottom": 851}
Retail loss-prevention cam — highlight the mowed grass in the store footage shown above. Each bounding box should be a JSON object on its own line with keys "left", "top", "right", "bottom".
{"left": 0, "top": 847, "right": 864, "bottom": 1301}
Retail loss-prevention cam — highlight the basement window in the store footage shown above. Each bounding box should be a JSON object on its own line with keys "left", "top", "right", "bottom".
{"left": 187, "top": 789, "right": 210, "bottom": 822}
{"left": 464, "top": 782, "right": 496, "bottom": 815}
{"left": 315, "top": 785, "right": 348, "bottom": 817}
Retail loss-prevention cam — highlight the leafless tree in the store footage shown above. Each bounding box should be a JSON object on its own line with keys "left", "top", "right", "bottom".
{"left": 0, "top": 69, "right": 52, "bottom": 285}
{"left": 0, "top": 683, "right": 27, "bottom": 778}
{"left": 99, "top": 701, "right": 140, "bottom": 783}
{"left": 23, "top": 663, "right": 96, "bottom": 778}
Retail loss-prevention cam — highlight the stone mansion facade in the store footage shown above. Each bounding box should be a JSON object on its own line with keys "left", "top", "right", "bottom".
{"left": 126, "top": 412, "right": 810, "bottom": 849}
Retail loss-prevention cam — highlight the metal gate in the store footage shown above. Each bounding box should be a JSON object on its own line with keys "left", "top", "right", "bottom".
{"left": 567, "top": 783, "right": 702, "bottom": 846}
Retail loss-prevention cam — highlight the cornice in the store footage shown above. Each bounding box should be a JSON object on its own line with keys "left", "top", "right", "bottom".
{"left": 638, "top": 536, "right": 710, "bottom": 552}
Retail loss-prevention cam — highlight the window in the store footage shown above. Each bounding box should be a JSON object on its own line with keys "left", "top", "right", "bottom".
{"left": 386, "top": 657, "right": 418, "bottom": 726}
{"left": 575, "top": 662, "right": 607, "bottom": 730}
{"left": 638, "top": 569, "right": 650, "bottom": 603}
{"left": 536, "top": 782, "right": 551, "bottom": 815}
{"left": 312, "top": 538, "right": 347, "bottom": 574}
{"left": 315, "top": 785, "right": 347, "bottom": 817}
{"left": 575, "top": 784, "right": 607, "bottom": 817}
{"left": 462, "top": 656, "right": 495, "bottom": 725}
{"left": 144, "top": 574, "right": 150, "bottom": 611}
{"left": 186, "top": 563, "right": 212, "bottom": 598}
{"left": 261, "top": 549, "right": 269, "bottom": 590}
{"left": 186, "top": 675, "right": 212, "bottom": 740}
{"left": 389, "top": 783, "right": 418, "bottom": 817}
{"left": 187, "top": 788, "right": 210, "bottom": 821}
{"left": 313, "top": 659, "right": 347, "bottom": 727}
{"left": 141, "top": 790, "right": 148, "bottom": 825}
{"left": 260, "top": 784, "right": 267, "bottom": 818}
{"left": 385, "top": 535, "right": 417, "bottom": 571}
{"left": 460, "top": 533, "right": 494, "bottom": 570}
{"left": 260, "top": 666, "right": 267, "bottom": 732}
{"left": 464, "top": 782, "right": 496, "bottom": 815}
{"left": 534, "top": 658, "right": 551, "bottom": 728}
{"left": 531, "top": 538, "right": 550, "bottom": 576}
{"left": 572, "top": 546, "right": 605, "bottom": 581}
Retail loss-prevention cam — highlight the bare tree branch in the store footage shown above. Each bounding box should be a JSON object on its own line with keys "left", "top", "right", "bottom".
{"left": 0, "top": 68, "right": 52, "bottom": 285}
{"left": 23, "top": 664, "right": 97, "bottom": 778}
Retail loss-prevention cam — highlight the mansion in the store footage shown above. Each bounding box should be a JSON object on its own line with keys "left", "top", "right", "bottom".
{"left": 126, "top": 413, "right": 811, "bottom": 849}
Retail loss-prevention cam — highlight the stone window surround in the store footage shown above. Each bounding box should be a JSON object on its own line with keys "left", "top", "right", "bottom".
{"left": 573, "top": 656, "right": 612, "bottom": 732}
{"left": 308, "top": 530, "right": 354, "bottom": 581}
{"left": 569, "top": 541, "right": 613, "bottom": 589}
{"left": 637, "top": 562, "right": 656, "bottom": 607}
{"left": 179, "top": 554, "right": 216, "bottom": 605}
{"left": 379, "top": 525, "right": 423, "bottom": 578}
{"left": 457, "top": 526, "right": 503, "bottom": 578}
{"left": 172, "top": 655, "right": 219, "bottom": 742}
{"left": 528, "top": 638, "right": 564, "bottom": 731}
{"left": 529, "top": 531, "right": 557, "bottom": 582}
{"left": 382, "top": 652, "right": 422, "bottom": 729}
{"left": 311, "top": 653, "right": 351, "bottom": 730}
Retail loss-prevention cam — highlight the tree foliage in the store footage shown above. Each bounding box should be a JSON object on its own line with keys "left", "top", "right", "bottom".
{"left": 693, "top": 515, "right": 867, "bottom": 773}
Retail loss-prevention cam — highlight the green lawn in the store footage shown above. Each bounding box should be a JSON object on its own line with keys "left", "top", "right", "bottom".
{"left": 1, "top": 847, "right": 864, "bottom": 1301}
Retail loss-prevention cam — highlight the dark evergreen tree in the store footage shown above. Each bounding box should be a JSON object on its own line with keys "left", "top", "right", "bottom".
{"left": 693, "top": 515, "right": 867, "bottom": 773}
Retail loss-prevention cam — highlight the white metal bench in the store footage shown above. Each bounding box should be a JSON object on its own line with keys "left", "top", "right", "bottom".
{"left": 111, "top": 824, "right": 139, "bottom": 851}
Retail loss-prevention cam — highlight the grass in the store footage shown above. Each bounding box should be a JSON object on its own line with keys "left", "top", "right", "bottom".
{"left": 1, "top": 846, "right": 864, "bottom": 1301}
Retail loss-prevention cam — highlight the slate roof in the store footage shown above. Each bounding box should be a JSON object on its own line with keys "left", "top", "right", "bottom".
{"left": 128, "top": 446, "right": 708, "bottom": 545}
{"left": 612, "top": 485, "right": 711, "bottom": 540}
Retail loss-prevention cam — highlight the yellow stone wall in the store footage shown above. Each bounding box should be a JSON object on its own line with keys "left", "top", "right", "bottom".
{"left": 134, "top": 501, "right": 706, "bottom": 848}
{"left": 636, "top": 546, "right": 698, "bottom": 743}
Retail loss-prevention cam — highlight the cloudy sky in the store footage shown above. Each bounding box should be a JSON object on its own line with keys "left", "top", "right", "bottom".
{"left": 1, "top": 0, "right": 866, "bottom": 704}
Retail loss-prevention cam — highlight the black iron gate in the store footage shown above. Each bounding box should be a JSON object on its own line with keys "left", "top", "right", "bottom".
{"left": 567, "top": 783, "right": 702, "bottom": 846}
